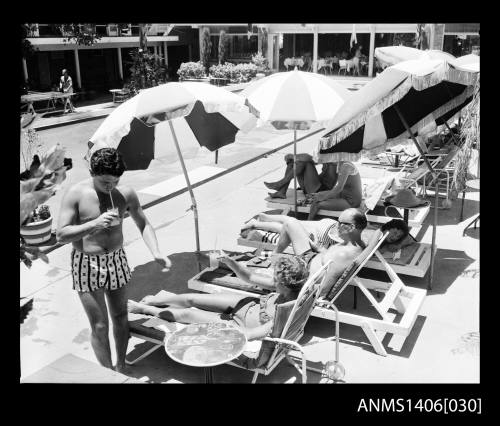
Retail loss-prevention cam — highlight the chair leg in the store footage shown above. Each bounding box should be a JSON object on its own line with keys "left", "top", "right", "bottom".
{"left": 125, "top": 343, "right": 162, "bottom": 365}
{"left": 361, "top": 321, "right": 387, "bottom": 356}
{"left": 251, "top": 371, "right": 259, "bottom": 384}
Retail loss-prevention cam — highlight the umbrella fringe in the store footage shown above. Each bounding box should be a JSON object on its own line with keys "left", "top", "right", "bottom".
{"left": 314, "top": 86, "right": 474, "bottom": 164}
{"left": 320, "top": 71, "right": 476, "bottom": 151}
{"left": 446, "top": 68, "right": 479, "bottom": 86}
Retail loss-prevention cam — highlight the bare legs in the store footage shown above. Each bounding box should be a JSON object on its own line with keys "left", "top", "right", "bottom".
{"left": 265, "top": 154, "right": 322, "bottom": 198}
{"left": 78, "top": 289, "right": 113, "bottom": 370}
{"left": 308, "top": 197, "right": 352, "bottom": 220}
{"left": 105, "top": 286, "right": 129, "bottom": 373}
{"left": 272, "top": 215, "right": 312, "bottom": 255}
{"left": 128, "top": 293, "right": 248, "bottom": 324}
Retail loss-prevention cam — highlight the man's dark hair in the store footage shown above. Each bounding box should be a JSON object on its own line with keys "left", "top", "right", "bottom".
{"left": 352, "top": 209, "right": 368, "bottom": 230}
{"left": 381, "top": 219, "right": 409, "bottom": 236}
{"left": 90, "top": 148, "right": 126, "bottom": 177}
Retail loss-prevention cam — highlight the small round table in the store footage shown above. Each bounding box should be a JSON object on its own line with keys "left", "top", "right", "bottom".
{"left": 461, "top": 179, "right": 480, "bottom": 235}
{"left": 164, "top": 322, "right": 247, "bottom": 383}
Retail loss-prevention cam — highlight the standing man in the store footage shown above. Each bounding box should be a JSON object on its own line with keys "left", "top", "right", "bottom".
{"left": 56, "top": 148, "right": 171, "bottom": 373}
{"left": 59, "top": 68, "right": 76, "bottom": 113}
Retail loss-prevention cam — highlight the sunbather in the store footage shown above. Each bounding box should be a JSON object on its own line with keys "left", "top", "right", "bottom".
{"left": 128, "top": 255, "right": 308, "bottom": 341}
{"left": 264, "top": 153, "right": 362, "bottom": 220}
{"left": 241, "top": 213, "right": 338, "bottom": 249}
{"left": 379, "top": 219, "right": 416, "bottom": 253}
{"left": 225, "top": 208, "right": 367, "bottom": 297}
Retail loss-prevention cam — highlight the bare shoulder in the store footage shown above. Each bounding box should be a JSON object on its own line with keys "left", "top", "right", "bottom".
{"left": 327, "top": 244, "right": 361, "bottom": 264}
{"left": 65, "top": 180, "right": 91, "bottom": 200}
{"left": 118, "top": 185, "right": 138, "bottom": 200}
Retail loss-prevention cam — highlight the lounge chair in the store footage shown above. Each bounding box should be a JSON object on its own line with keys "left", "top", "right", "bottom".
{"left": 188, "top": 230, "right": 427, "bottom": 357}
{"left": 265, "top": 173, "right": 430, "bottom": 228}
{"left": 127, "top": 262, "right": 331, "bottom": 383}
{"left": 237, "top": 225, "right": 432, "bottom": 278}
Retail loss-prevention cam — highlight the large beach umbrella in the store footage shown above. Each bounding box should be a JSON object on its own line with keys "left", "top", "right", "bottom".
{"left": 87, "top": 82, "right": 257, "bottom": 252}
{"left": 314, "top": 55, "right": 479, "bottom": 288}
{"left": 240, "top": 68, "right": 352, "bottom": 213}
{"left": 375, "top": 45, "right": 456, "bottom": 69}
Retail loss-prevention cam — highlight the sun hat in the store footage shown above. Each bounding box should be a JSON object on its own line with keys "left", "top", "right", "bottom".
{"left": 384, "top": 188, "right": 430, "bottom": 209}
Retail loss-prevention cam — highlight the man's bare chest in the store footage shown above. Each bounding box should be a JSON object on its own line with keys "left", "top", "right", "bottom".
{"left": 78, "top": 189, "right": 128, "bottom": 222}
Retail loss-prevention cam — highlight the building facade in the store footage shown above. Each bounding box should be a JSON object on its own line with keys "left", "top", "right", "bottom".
{"left": 22, "top": 24, "right": 200, "bottom": 94}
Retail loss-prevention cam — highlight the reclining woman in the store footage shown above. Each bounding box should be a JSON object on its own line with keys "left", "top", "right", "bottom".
{"left": 128, "top": 256, "right": 308, "bottom": 341}
{"left": 264, "top": 153, "right": 363, "bottom": 220}
{"left": 227, "top": 208, "right": 367, "bottom": 297}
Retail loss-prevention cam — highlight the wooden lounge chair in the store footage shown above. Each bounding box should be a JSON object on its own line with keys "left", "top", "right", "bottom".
{"left": 188, "top": 230, "right": 427, "bottom": 356}
{"left": 236, "top": 225, "right": 432, "bottom": 278}
{"left": 127, "top": 262, "right": 331, "bottom": 383}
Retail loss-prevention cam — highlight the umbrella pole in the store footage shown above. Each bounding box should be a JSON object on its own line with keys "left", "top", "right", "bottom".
{"left": 429, "top": 177, "right": 439, "bottom": 290}
{"left": 443, "top": 121, "right": 460, "bottom": 147}
{"left": 168, "top": 120, "right": 201, "bottom": 253}
{"left": 293, "top": 129, "right": 298, "bottom": 216}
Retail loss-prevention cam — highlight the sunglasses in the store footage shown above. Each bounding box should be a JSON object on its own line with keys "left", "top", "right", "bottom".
{"left": 338, "top": 222, "right": 354, "bottom": 227}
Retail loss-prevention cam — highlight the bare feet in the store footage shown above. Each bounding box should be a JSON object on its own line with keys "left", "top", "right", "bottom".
{"left": 114, "top": 363, "right": 132, "bottom": 375}
{"left": 268, "top": 191, "right": 286, "bottom": 199}
{"left": 127, "top": 300, "right": 146, "bottom": 314}
{"left": 241, "top": 218, "right": 257, "bottom": 231}
{"left": 264, "top": 181, "right": 282, "bottom": 190}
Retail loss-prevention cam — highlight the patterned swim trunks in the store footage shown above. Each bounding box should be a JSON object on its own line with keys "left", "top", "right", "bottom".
{"left": 71, "top": 247, "right": 131, "bottom": 293}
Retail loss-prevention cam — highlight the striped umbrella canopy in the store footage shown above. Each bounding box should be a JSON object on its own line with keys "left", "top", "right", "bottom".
{"left": 375, "top": 46, "right": 456, "bottom": 68}
{"left": 88, "top": 82, "right": 257, "bottom": 252}
{"left": 314, "top": 56, "right": 479, "bottom": 163}
{"left": 240, "top": 68, "right": 352, "bottom": 213}
{"left": 313, "top": 55, "right": 479, "bottom": 290}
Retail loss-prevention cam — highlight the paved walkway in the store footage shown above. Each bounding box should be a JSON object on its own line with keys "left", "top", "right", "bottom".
{"left": 20, "top": 129, "right": 480, "bottom": 383}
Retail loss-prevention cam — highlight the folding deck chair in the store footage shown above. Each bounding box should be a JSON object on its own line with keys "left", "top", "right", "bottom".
{"left": 265, "top": 175, "right": 431, "bottom": 228}
{"left": 127, "top": 262, "right": 331, "bottom": 383}
{"left": 189, "top": 230, "right": 427, "bottom": 357}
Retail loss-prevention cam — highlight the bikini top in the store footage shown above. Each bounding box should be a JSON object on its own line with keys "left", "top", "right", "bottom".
{"left": 259, "top": 293, "right": 280, "bottom": 324}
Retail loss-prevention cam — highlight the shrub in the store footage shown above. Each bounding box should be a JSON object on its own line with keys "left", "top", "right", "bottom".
{"left": 177, "top": 61, "right": 206, "bottom": 80}
{"left": 209, "top": 62, "right": 235, "bottom": 79}
{"left": 251, "top": 52, "right": 268, "bottom": 71}
{"left": 234, "top": 63, "right": 258, "bottom": 82}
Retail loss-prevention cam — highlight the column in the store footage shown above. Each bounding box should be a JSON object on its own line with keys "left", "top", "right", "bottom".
{"left": 267, "top": 34, "right": 274, "bottom": 70}
{"left": 22, "top": 57, "right": 28, "bottom": 83}
{"left": 274, "top": 35, "right": 280, "bottom": 71}
{"left": 163, "top": 41, "right": 168, "bottom": 66}
{"left": 73, "top": 48, "right": 82, "bottom": 89}
{"left": 258, "top": 27, "right": 262, "bottom": 53}
{"left": 313, "top": 26, "right": 318, "bottom": 72}
{"left": 368, "top": 25, "right": 375, "bottom": 77}
{"left": 293, "top": 34, "right": 296, "bottom": 57}
{"left": 117, "top": 47, "right": 123, "bottom": 80}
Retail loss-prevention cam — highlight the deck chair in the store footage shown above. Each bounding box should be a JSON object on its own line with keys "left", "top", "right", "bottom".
{"left": 127, "top": 262, "right": 330, "bottom": 383}
{"left": 189, "top": 230, "right": 427, "bottom": 356}
{"left": 265, "top": 173, "right": 430, "bottom": 228}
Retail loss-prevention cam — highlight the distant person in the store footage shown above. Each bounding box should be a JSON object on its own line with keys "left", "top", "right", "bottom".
{"left": 59, "top": 69, "right": 76, "bottom": 113}
{"left": 264, "top": 153, "right": 363, "bottom": 219}
{"left": 56, "top": 148, "right": 171, "bottom": 373}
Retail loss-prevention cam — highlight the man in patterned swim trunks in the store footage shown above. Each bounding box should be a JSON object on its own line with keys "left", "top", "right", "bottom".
{"left": 56, "top": 148, "right": 171, "bottom": 373}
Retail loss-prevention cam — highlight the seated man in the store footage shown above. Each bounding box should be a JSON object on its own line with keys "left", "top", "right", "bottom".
{"left": 224, "top": 208, "right": 367, "bottom": 297}
{"left": 264, "top": 153, "right": 362, "bottom": 220}
{"left": 128, "top": 255, "right": 308, "bottom": 341}
{"left": 241, "top": 212, "right": 338, "bottom": 250}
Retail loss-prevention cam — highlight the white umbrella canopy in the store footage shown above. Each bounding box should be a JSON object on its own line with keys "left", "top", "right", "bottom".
{"left": 375, "top": 46, "right": 456, "bottom": 68}
{"left": 240, "top": 68, "right": 352, "bottom": 130}
{"left": 240, "top": 68, "right": 353, "bottom": 214}
{"left": 90, "top": 82, "right": 253, "bottom": 148}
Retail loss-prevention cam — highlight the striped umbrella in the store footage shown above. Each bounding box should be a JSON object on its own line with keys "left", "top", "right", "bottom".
{"left": 240, "top": 68, "right": 352, "bottom": 213}
{"left": 375, "top": 46, "right": 456, "bottom": 68}
{"left": 88, "top": 82, "right": 257, "bottom": 252}
{"left": 315, "top": 56, "right": 479, "bottom": 164}
{"left": 314, "top": 55, "right": 479, "bottom": 289}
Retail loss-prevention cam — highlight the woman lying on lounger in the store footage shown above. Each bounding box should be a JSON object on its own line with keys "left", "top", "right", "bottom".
{"left": 227, "top": 208, "right": 367, "bottom": 298}
{"left": 264, "top": 153, "right": 363, "bottom": 220}
{"left": 128, "top": 255, "right": 308, "bottom": 341}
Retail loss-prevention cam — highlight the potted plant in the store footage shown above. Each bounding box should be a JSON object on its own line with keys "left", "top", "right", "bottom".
{"left": 233, "top": 63, "right": 258, "bottom": 83}
{"left": 20, "top": 204, "right": 53, "bottom": 245}
{"left": 177, "top": 61, "right": 206, "bottom": 81}
{"left": 251, "top": 51, "right": 269, "bottom": 77}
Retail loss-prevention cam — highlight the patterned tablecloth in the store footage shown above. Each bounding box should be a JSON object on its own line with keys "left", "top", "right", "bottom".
{"left": 284, "top": 57, "right": 304, "bottom": 68}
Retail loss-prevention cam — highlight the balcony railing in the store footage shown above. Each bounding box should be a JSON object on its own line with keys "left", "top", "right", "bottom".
{"left": 29, "top": 24, "right": 141, "bottom": 38}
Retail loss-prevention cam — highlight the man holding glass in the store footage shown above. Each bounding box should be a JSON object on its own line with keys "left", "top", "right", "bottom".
{"left": 56, "top": 148, "right": 171, "bottom": 373}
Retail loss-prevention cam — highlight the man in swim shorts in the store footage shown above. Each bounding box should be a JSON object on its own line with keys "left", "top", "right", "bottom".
{"left": 57, "top": 148, "right": 171, "bottom": 373}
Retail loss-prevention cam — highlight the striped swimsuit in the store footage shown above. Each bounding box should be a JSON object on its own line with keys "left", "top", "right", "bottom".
{"left": 71, "top": 247, "right": 131, "bottom": 293}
